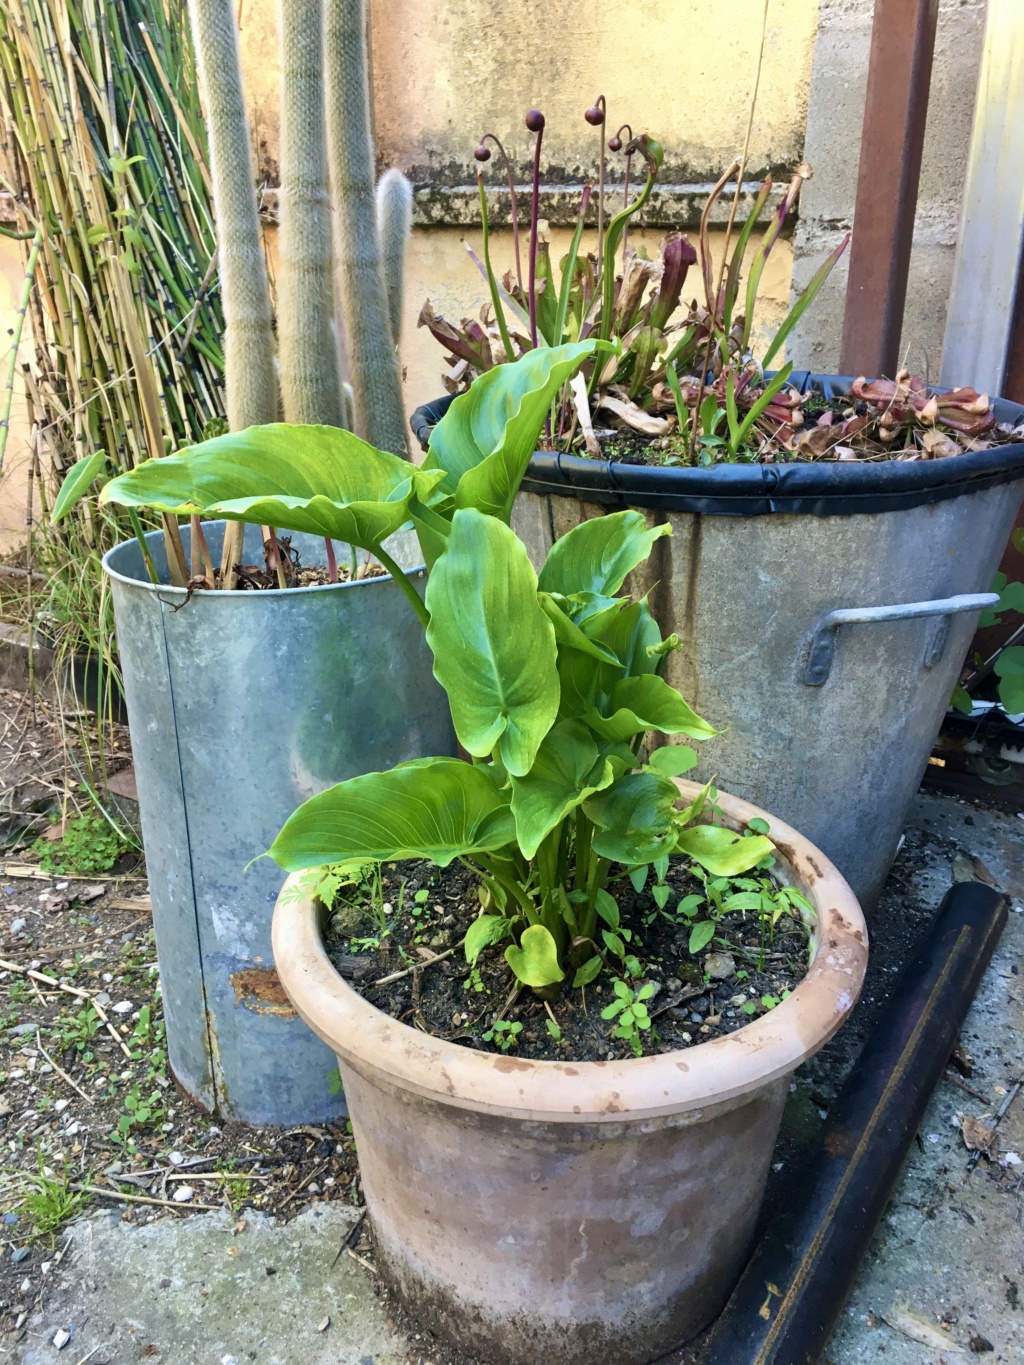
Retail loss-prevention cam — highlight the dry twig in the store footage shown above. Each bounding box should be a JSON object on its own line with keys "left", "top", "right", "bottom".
{"left": 35, "top": 1028, "right": 93, "bottom": 1105}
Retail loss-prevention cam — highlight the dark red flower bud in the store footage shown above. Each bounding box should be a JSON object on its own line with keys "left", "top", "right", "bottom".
{"left": 473, "top": 143, "right": 491, "bottom": 162}
{"left": 608, "top": 134, "right": 622, "bottom": 152}
{"left": 525, "top": 108, "right": 545, "bottom": 133}
{"left": 584, "top": 104, "right": 605, "bottom": 127}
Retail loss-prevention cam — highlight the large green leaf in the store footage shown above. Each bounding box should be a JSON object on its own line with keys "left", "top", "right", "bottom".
{"left": 538, "top": 511, "right": 671, "bottom": 597}
{"left": 586, "top": 675, "right": 717, "bottom": 744}
{"left": 51, "top": 451, "right": 108, "bottom": 523}
{"left": 425, "top": 342, "right": 603, "bottom": 520}
{"left": 99, "top": 424, "right": 445, "bottom": 551}
{"left": 509, "top": 720, "right": 614, "bottom": 858}
{"left": 584, "top": 771, "right": 680, "bottom": 864}
{"left": 268, "top": 758, "right": 515, "bottom": 870}
{"left": 425, "top": 508, "right": 559, "bottom": 776}
{"left": 505, "top": 924, "right": 565, "bottom": 987}
{"left": 674, "top": 825, "right": 775, "bottom": 876}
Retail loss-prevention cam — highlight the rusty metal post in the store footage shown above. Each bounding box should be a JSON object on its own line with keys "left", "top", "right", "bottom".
{"left": 839, "top": 0, "right": 940, "bottom": 379}
{"left": 1004, "top": 249, "right": 1024, "bottom": 404}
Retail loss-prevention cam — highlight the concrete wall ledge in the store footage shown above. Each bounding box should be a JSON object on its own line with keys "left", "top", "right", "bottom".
{"left": 260, "top": 181, "right": 791, "bottom": 232}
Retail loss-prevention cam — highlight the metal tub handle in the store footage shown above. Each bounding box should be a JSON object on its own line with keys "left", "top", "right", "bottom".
{"left": 802, "top": 592, "right": 999, "bottom": 687}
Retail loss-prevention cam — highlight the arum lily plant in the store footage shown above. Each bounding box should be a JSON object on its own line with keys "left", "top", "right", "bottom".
{"left": 99, "top": 343, "right": 774, "bottom": 994}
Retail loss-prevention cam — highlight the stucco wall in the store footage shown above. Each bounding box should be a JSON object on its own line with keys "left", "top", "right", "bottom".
{"left": 241, "top": 0, "right": 819, "bottom": 183}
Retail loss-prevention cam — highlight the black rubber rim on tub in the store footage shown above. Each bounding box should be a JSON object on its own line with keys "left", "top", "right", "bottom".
{"left": 409, "top": 374, "right": 1024, "bottom": 518}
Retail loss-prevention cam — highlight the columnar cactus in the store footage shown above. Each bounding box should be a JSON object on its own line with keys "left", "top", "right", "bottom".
{"left": 189, "top": 0, "right": 412, "bottom": 478}
{"left": 376, "top": 167, "right": 413, "bottom": 348}
{"left": 278, "top": 0, "right": 346, "bottom": 427}
{"left": 187, "top": 0, "right": 277, "bottom": 433}
{"left": 324, "top": 0, "right": 409, "bottom": 458}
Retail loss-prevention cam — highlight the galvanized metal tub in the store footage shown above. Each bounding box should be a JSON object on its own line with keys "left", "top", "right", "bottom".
{"left": 413, "top": 376, "right": 1024, "bottom": 907}
{"left": 103, "top": 522, "right": 455, "bottom": 1125}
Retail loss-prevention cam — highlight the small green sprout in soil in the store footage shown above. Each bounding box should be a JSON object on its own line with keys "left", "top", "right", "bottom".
{"left": 483, "top": 1019, "right": 523, "bottom": 1051}
{"left": 601, "top": 979, "right": 656, "bottom": 1056}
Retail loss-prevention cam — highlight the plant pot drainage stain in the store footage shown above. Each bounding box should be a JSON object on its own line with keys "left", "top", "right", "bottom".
{"left": 320, "top": 858, "right": 810, "bottom": 1064}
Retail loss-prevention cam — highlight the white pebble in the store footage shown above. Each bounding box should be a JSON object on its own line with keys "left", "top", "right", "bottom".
{"left": 111, "top": 1000, "right": 133, "bottom": 1014}
{"left": 53, "top": 1099, "right": 69, "bottom": 1114}
{"left": 168, "top": 1151, "right": 185, "bottom": 1166}
{"left": 172, "top": 1185, "right": 194, "bottom": 1203}
{"left": 52, "top": 1328, "right": 70, "bottom": 1350}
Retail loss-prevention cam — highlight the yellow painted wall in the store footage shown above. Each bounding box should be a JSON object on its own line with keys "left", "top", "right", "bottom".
{"left": 240, "top": 0, "right": 818, "bottom": 179}
{"left": 0, "top": 245, "right": 35, "bottom": 553}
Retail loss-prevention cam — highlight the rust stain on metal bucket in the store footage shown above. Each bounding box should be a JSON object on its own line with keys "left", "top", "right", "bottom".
{"left": 229, "top": 966, "right": 297, "bottom": 1018}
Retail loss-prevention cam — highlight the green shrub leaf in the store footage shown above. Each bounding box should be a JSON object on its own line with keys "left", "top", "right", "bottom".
{"left": 995, "top": 645, "right": 1024, "bottom": 714}
{"left": 688, "top": 920, "right": 716, "bottom": 954}
{"left": 572, "top": 955, "right": 603, "bottom": 988}
{"left": 674, "top": 825, "right": 775, "bottom": 876}
{"left": 586, "top": 674, "right": 717, "bottom": 743}
{"left": 51, "top": 451, "right": 108, "bottom": 524}
{"left": 426, "top": 342, "right": 603, "bottom": 520}
{"left": 509, "top": 720, "right": 614, "bottom": 858}
{"left": 465, "top": 914, "right": 513, "bottom": 965}
{"left": 538, "top": 511, "right": 671, "bottom": 597}
{"left": 584, "top": 771, "right": 680, "bottom": 864}
{"left": 100, "top": 424, "right": 445, "bottom": 551}
{"left": 426, "top": 509, "right": 559, "bottom": 776}
{"left": 268, "top": 758, "right": 515, "bottom": 870}
{"left": 648, "top": 745, "right": 698, "bottom": 776}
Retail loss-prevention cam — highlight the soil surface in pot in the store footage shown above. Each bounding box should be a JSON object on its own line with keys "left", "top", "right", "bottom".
{"left": 558, "top": 377, "right": 1023, "bottom": 468}
{"left": 197, "top": 534, "right": 388, "bottom": 591}
{"left": 319, "top": 856, "right": 810, "bottom": 1064}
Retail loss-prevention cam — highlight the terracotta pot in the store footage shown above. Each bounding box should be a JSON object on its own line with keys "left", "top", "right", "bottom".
{"left": 272, "top": 782, "right": 868, "bottom": 1365}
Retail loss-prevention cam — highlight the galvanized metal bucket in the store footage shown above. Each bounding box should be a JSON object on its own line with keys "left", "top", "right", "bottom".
{"left": 103, "top": 522, "right": 454, "bottom": 1125}
{"left": 413, "top": 376, "right": 1024, "bottom": 908}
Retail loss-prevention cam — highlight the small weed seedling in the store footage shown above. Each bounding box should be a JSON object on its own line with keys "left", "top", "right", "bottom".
{"left": 463, "top": 967, "right": 487, "bottom": 994}
{"left": 33, "top": 811, "right": 128, "bottom": 876}
{"left": 53, "top": 1004, "right": 102, "bottom": 1055}
{"left": 483, "top": 1019, "right": 523, "bottom": 1051}
{"left": 112, "top": 1083, "right": 166, "bottom": 1149}
{"left": 21, "top": 1153, "right": 89, "bottom": 1236}
{"left": 602, "top": 980, "right": 656, "bottom": 1056}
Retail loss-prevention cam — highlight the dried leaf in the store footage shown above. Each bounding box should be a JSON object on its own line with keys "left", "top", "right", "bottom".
{"left": 921, "top": 429, "right": 962, "bottom": 460}
{"left": 960, "top": 1114, "right": 997, "bottom": 1156}
{"left": 597, "top": 395, "right": 671, "bottom": 436}
{"left": 883, "top": 1301, "right": 968, "bottom": 1353}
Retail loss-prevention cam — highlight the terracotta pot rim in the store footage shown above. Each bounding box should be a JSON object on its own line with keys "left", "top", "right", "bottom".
{"left": 272, "top": 780, "right": 868, "bottom": 1124}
